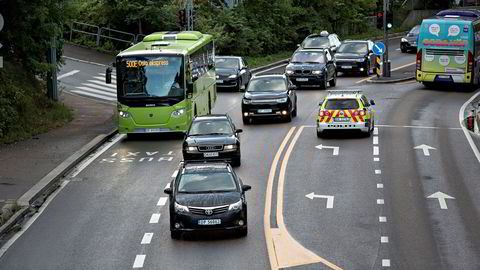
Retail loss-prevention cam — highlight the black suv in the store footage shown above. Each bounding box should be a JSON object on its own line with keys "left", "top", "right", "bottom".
{"left": 164, "top": 161, "right": 251, "bottom": 239}
{"left": 297, "top": 31, "right": 342, "bottom": 54}
{"left": 182, "top": 114, "right": 242, "bottom": 167}
{"left": 241, "top": 74, "right": 297, "bottom": 124}
{"left": 215, "top": 56, "right": 252, "bottom": 91}
{"left": 334, "top": 40, "right": 374, "bottom": 76}
{"left": 285, "top": 49, "right": 337, "bottom": 89}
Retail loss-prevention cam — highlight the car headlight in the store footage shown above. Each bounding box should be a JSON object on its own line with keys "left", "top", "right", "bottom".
{"left": 228, "top": 74, "right": 237, "bottom": 79}
{"left": 186, "top": 146, "right": 197, "bottom": 152}
{"left": 243, "top": 99, "right": 252, "bottom": 104}
{"left": 276, "top": 97, "right": 288, "bottom": 103}
{"left": 216, "top": 75, "right": 220, "bottom": 79}
{"left": 228, "top": 200, "right": 242, "bottom": 211}
{"left": 224, "top": 144, "right": 237, "bottom": 150}
{"left": 286, "top": 70, "right": 294, "bottom": 75}
{"left": 171, "top": 108, "right": 186, "bottom": 118}
{"left": 174, "top": 202, "right": 189, "bottom": 213}
{"left": 312, "top": 70, "right": 322, "bottom": 75}
{"left": 356, "top": 58, "right": 365, "bottom": 62}
{"left": 119, "top": 111, "right": 130, "bottom": 118}
{"left": 401, "top": 38, "right": 408, "bottom": 42}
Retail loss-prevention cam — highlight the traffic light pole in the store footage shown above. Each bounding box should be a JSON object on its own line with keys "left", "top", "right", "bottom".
{"left": 186, "top": 0, "right": 193, "bottom": 31}
{"left": 383, "top": 0, "right": 390, "bottom": 77}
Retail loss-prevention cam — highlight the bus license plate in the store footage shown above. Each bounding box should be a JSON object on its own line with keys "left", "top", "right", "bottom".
{"left": 198, "top": 219, "right": 221, "bottom": 225}
{"left": 334, "top": 117, "right": 350, "bottom": 122}
{"left": 204, "top": 152, "right": 219, "bottom": 157}
{"left": 258, "top": 109, "right": 272, "bottom": 113}
{"left": 216, "top": 80, "right": 223, "bottom": 84}
{"left": 296, "top": 78, "right": 308, "bottom": 82}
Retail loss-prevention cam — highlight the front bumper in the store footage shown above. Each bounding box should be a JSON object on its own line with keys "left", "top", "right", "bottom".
{"left": 170, "top": 208, "right": 247, "bottom": 232}
{"left": 216, "top": 78, "right": 238, "bottom": 88}
{"left": 118, "top": 116, "right": 189, "bottom": 134}
{"left": 242, "top": 102, "right": 291, "bottom": 118}
{"left": 287, "top": 74, "right": 325, "bottom": 85}
{"left": 336, "top": 61, "right": 368, "bottom": 72}
{"left": 183, "top": 149, "right": 240, "bottom": 163}
{"left": 317, "top": 120, "right": 370, "bottom": 132}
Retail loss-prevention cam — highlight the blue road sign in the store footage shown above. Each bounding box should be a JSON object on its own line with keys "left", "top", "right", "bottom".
{"left": 373, "top": 42, "right": 385, "bottom": 55}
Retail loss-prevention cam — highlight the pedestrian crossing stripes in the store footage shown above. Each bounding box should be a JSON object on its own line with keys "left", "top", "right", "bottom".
{"left": 70, "top": 72, "right": 117, "bottom": 102}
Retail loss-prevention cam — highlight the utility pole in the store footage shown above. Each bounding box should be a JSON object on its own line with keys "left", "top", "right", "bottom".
{"left": 46, "top": 37, "right": 58, "bottom": 101}
{"left": 383, "top": 0, "right": 390, "bottom": 77}
{"left": 185, "top": 0, "right": 193, "bottom": 31}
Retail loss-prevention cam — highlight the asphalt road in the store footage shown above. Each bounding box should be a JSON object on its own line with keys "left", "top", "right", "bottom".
{"left": 1, "top": 38, "right": 480, "bottom": 270}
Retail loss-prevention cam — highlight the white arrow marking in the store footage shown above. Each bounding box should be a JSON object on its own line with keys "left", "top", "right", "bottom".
{"left": 374, "top": 44, "right": 383, "bottom": 53}
{"left": 427, "top": 191, "right": 455, "bottom": 209}
{"left": 305, "top": 192, "right": 334, "bottom": 208}
{"left": 414, "top": 144, "right": 436, "bottom": 156}
{"left": 315, "top": 144, "right": 339, "bottom": 155}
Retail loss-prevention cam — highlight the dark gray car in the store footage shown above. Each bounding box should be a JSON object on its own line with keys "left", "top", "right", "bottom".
{"left": 215, "top": 56, "right": 251, "bottom": 91}
{"left": 400, "top": 25, "right": 420, "bottom": 53}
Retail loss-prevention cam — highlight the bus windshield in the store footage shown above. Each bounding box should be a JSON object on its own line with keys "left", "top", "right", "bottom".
{"left": 117, "top": 55, "right": 185, "bottom": 101}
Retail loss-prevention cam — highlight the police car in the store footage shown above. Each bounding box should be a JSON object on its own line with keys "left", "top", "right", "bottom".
{"left": 316, "top": 90, "right": 375, "bottom": 137}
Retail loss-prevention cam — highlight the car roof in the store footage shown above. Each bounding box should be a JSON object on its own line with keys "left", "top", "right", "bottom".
{"left": 193, "top": 114, "right": 229, "bottom": 121}
{"left": 342, "top": 40, "right": 371, "bottom": 43}
{"left": 251, "top": 73, "right": 287, "bottom": 79}
{"left": 182, "top": 162, "right": 232, "bottom": 173}
{"left": 325, "top": 90, "right": 363, "bottom": 99}
{"left": 296, "top": 48, "right": 327, "bottom": 53}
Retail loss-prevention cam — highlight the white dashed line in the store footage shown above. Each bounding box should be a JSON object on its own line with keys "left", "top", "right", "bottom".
{"left": 141, "top": 233, "right": 154, "bottom": 244}
{"left": 133, "top": 254, "right": 146, "bottom": 268}
{"left": 377, "top": 199, "right": 385, "bottom": 205}
{"left": 381, "top": 236, "right": 389, "bottom": 243}
{"left": 171, "top": 170, "right": 178, "bottom": 178}
{"left": 373, "top": 127, "right": 378, "bottom": 135}
{"left": 382, "top": 259, "right": 391, "bottom": 267}
{"left": 149, "top": 213, "right": 161, "bottom": 224}
{"left": 157, "top": 197, "right": 168, "bottom": 206}
{"left": 373, "top": 136, "right": 378, "bottom": 145}
{"left": 379, "top": 216, "right": 387, "bottom": 222}
{"left": 373, "top": 146, "right": 379, "bottom": 156}
{"left": 375, "top": 170, "right": 382, "bottom": 174}
{"left": 374, "top": 157, "right": 380, "bottom": 162}
{"left": 377, "top": 183, "right": 384, "bottom": 189}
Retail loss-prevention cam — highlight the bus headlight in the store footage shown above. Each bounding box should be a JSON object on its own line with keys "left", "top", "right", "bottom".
{"left": 228, "top": 74, "right": 238, "bottom": 79}
{"left": 171, "top": 108, "right": 186, "bottom": 118}
{"left": 119, "top": 111, "right": 130, "bottom": 118}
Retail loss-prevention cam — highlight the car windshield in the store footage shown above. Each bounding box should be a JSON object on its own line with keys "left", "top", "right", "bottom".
{"left": 177, "top": 172, "right": 237, "bottom": 193}
{"left": 303, "top": 37, "right": 330, "bottom": 48}
{"left": 247, "top": 78, "right": 286, "bottom": 92}
{"left": 189, "top": 120, "right": 233, "bottom": 135}
{"left": 325, "top": 99, "right": 359, "bottom": 109}
{"left": 409, "top": 25, "right": 420, "bottom": 35}
{"left": 338, "top": 43, "right": 368, "bottom": 54}
{"left": 291, "top": 51, "right": 325, "bottom": 64}
{"left": 117, "top": 55, "right": 184, "bottom": 100}
{"left": 215, "top": 58, "right": 240, "bottom": 69}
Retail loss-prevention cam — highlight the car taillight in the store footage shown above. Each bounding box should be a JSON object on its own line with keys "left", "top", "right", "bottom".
{"left": 468, "top": 51, "right": 473, "bottom": 73}
{"left": 352, "top": 110, "right": 365, "bottom": 116}
{"left": 416, "top": 50, "right": 422, "bottom": 70}
{"left": 319, "top": 110, "right": 330, "bottom": 117}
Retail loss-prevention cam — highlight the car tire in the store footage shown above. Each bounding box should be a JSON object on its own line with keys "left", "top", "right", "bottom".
{"left": 171, "top": 230, "right": 181, "bottom": 240}
{"left": 242, "top": 116, "right": 250, "bottom": 125}
{"left": 236, "top": 78, "right": 242, "bottom": 92}
{"left": 237, "top": 227, "right": 248, "bottom": 237}
{"left": 329, "top": 72, "right": 337, "bottom": 87}
{"left": 363, "top": 63, "right": 370, "bottom": 77}
{"left": 319, "top": 75, "right": 327, "bottom": 90}
{"left": 401, "top": 45, "right": 407, "bottom": 53}
{"left": 316, "top": 129, "right": 323, "bottom": 138}
{"left": 285, "top": 112, "right": 292, "bottom": 122}
{"left": 232, "top": 156, "right": 241, "bottom": 167}
{"left": 292, "top": 101, "right": 297, "bottom": 117}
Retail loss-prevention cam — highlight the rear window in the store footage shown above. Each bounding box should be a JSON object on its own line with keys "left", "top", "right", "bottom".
{"left": 325, "top": 99, "right": 359, "bottom": 109}
{"left": 303, "top": 37, "right": 329, "bottom": 48}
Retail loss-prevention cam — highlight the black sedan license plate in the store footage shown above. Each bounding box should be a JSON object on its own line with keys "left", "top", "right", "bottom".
{"left": 198, "top": 219, "right": 221, "bottom": 225}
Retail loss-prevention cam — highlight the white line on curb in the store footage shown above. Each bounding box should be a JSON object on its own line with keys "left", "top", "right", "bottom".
{"left": 459, "top": 90, "right": 480, "bottom": 163}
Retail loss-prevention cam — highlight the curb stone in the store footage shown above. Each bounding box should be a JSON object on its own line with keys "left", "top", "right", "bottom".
{"left": 367, "top": 76, "right": 416, "bottom": 84}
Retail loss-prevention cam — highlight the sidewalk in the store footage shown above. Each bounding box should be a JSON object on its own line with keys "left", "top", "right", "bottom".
{"left": 368, "top": 64, "right": 416, "bottom": 83}
{"left": 0, "top": 45, "right": 116, "bottom": 227}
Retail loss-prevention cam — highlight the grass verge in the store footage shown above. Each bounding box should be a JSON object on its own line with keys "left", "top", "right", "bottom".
{"left": 0, "top": 61, "right": 73, "bottom": 144}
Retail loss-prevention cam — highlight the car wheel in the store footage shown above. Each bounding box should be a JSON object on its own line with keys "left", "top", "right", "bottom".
{"left": 316, "top": 129, "right": 323, "bottom": 138}
{"left": 292, "top": 101, "right": 297, "bottom": 117}
{"left": 285, "top": 112, "right": 292, "bottom": 122}
{"left": 171, "top": 230, "right": 181, "bottom": 240}
{"left": 232, "top": 156, "right": 241, "bottom": 167}
{"left": 319, "top": 75, "right": 327, "bottom": 90}
{"left": 329, "top": 72, "right": 337, "bottom": 87}
{"left": 236, "top": 227, "right": 248, "bottom": 237}
{"left": 363, "top": 63, "right": 370, "bottom": 76}
{"left": 242, "top": 116, "right": 250, "bottom": 125}
{"left": 401, "top": 44, "right": 407, "bottom": 53}
{"left": 236, "top": 78, "right": 242, "bottom": 92}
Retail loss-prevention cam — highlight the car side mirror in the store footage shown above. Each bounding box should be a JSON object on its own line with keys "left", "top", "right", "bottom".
{"left": 242, "top": 185, "right": 251, "bottom": 192}
{"left": 297, "top": 44, "right": 300, "bottom": 47}
{"left": 105, "top": 67, "right": 112, "bottom": 84}
{"left": 236, "top": 128, "right": 243, "bottom": 133}
{"left": 370, "top": 99, "right": 375, "bottom": 105}
{"left": 164, "top": 187, "right": 172, "bottom": 194}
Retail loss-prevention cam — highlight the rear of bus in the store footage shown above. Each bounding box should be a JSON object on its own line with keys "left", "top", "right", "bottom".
{"left": 416, "top": 18, "right": 474, "bottom": 85}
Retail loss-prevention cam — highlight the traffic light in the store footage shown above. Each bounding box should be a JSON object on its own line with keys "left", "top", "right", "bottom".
{"left": 178, "top": 9, "right": 186, "bottom": 29}
{"left": 386, "top": 10, "right": 393, "bottom": 30}
{"left": 376, "top": 12, "right": 383, "bottom": 29}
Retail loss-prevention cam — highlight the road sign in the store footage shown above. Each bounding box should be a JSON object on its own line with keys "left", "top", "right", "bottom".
{"left": 373, "top": 42, "right": 385, "bottom": 55}
{"left": 305, "top": 192, "right": 334, "bottom": 208}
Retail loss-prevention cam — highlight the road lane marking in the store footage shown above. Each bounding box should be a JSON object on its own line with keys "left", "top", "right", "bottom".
{"left": 373, "top": 136, "right": 378, "bottom": 145}
{"left": 171, "top": 170, "right": 178, "bottom": 178}
{"left": 57, "top": 70, "right": 79, "bottom": 80}
{"left": 377, "top": 199, "right": 385, "bottom": 205}
{"left": 373, "top": 146, "right": 379, "bottom": 156}
{"left": 149, "top": 213, "right": 161, "bottom": 224}
{"left": 374, "top": 157, "right": 380, "bottom": 162}
{"left": 379, "top": 216, "right": 387, "bottom": 222}
{"left": 141, "top": 233, "right": 153, "bottom": 244}
{"left": 133, "top": 254, "right": 146, "bottom": 268}
{"left": 82, "top": 83, "right": 117, "bottom": 93}
{"left": 381, "top": 236, "right": 389, "bottom": 243}
{"left": 373, "top": 127, "right": 379, "bottom": 135}
{"left": 375, "top": 170, "right": 382, "bottom": 174}
{"left": 377, "top": 184, "right": 384, "bottom": 189}
{"left": 382, "top": 259, "right": 391, "bottom": 267}
{"left": 157, "top": 197, "right": 168, "bottom": 206}
{"left": 459, "top": 90, "right": 480, "bottom": 163}
{"left": 377, "top": 124, "right": 461, "bottom": 130}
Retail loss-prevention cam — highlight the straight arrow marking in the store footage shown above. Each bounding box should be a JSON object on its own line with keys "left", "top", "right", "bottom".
{"left": 427, "top": 191, "right": 455, "bottom": 209}
{"left": 414, "top": 144, "right": 436, "bottom": 156}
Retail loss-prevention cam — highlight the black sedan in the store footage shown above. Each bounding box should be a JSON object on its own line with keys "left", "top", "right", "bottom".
{"left": 334, "top": 40, "right": 374, "bottom": 76}
{"left": 182, "top": 114, "right": 242, "bottom": 167}
{"left": 400, "top": 25, "right": 420, "bottom": 53}
{"left": 215, "top": 56, "right": 251, "bottom": 91}
{"left": 164, "top": 162, "right": 251, "bottom": 239}
{"left": 241, "top": 74, "right": 297, "bottom": 124}
{"left": 285, "top": 49, "right": 336, "bottom": 89}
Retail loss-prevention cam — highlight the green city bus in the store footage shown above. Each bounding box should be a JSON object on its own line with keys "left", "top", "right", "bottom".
{"left": 106, "top": 31, "right": 216, "bottom": 134}
{"left": 416, "top": 9, "right": 480, "bottom": 87}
